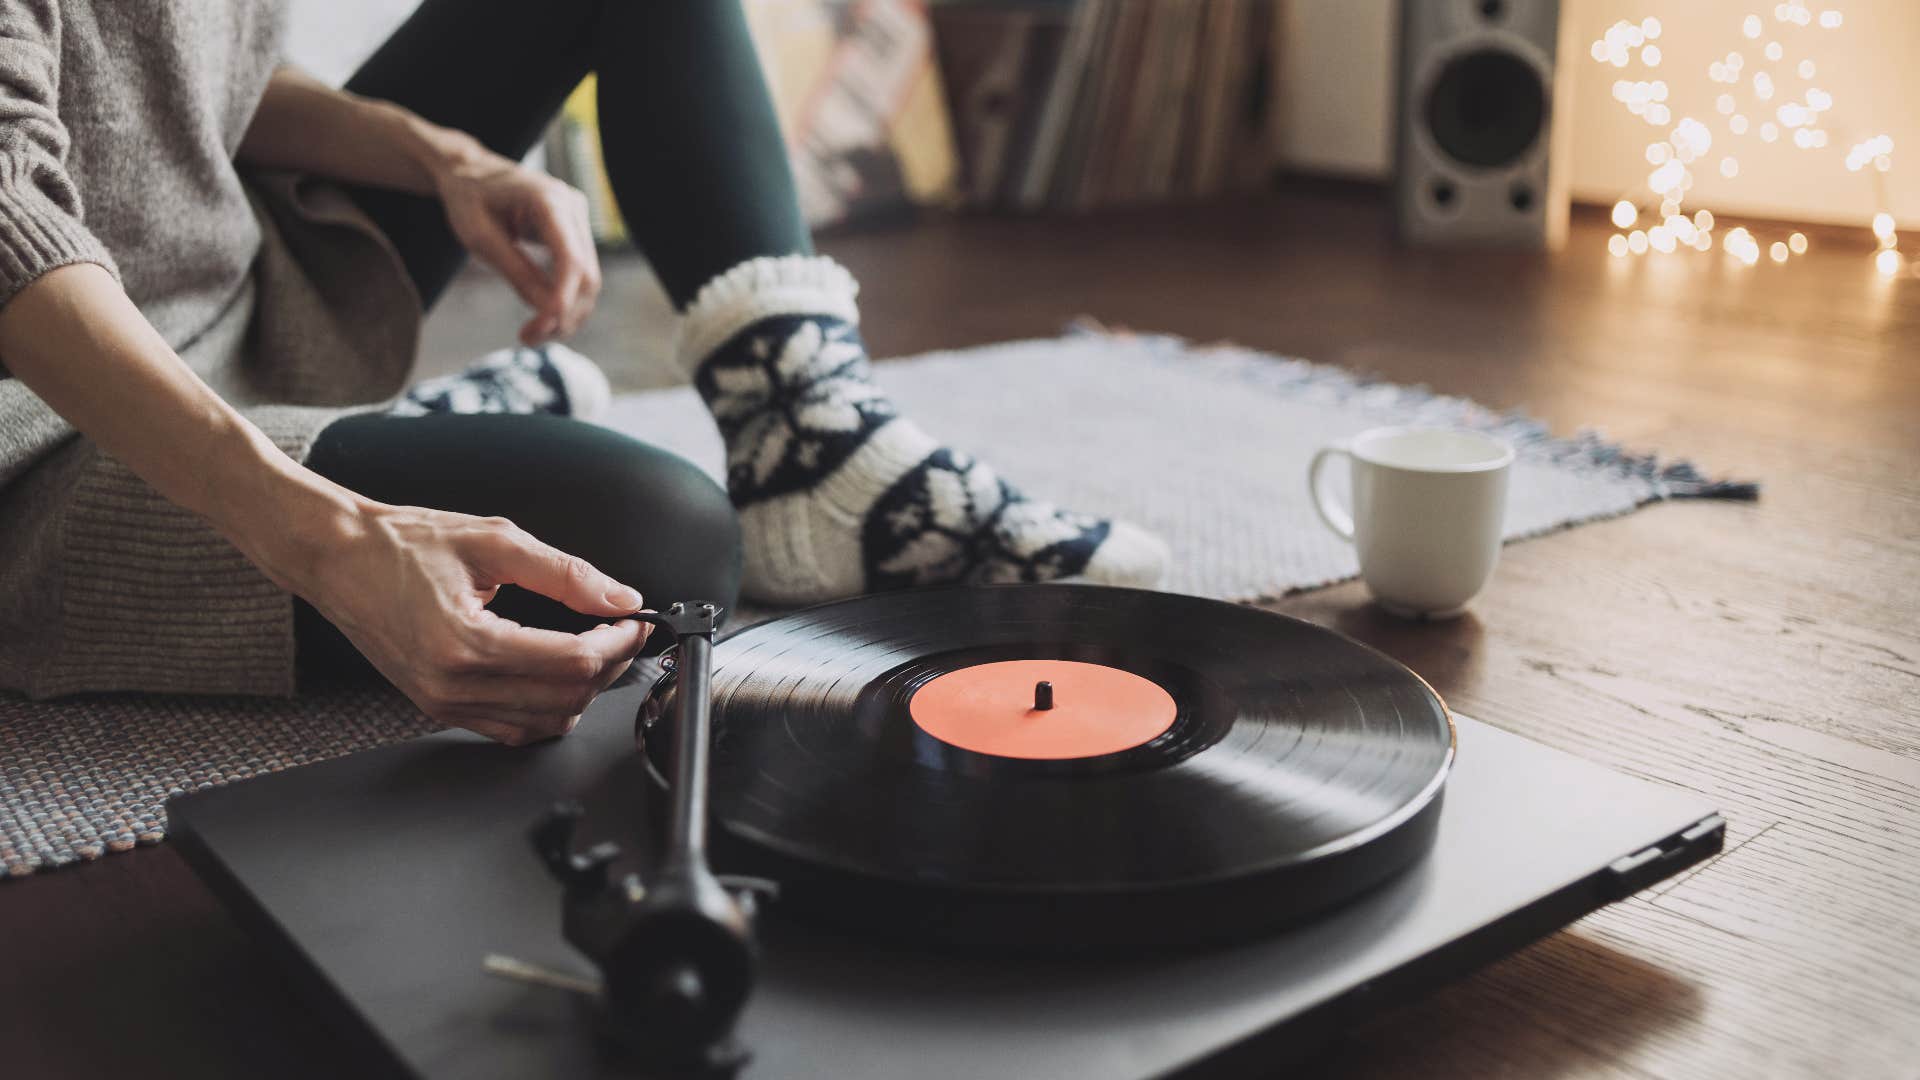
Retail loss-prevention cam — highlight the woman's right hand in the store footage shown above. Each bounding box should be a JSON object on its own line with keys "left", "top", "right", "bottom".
{"left": 264, "top": 491, "right": 651, "bottom": 745}
{"left": 0, "top": 266, "right": 642, "bottom": 744}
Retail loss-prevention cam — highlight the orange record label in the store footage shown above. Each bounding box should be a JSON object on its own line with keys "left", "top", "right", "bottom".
{"left": 908, "top": 660, "right": 1177, "bottom": 760}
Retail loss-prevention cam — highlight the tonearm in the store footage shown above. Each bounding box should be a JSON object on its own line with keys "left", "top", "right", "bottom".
{"left": 530, "top": 601, "right": 759, "bottom": 1075}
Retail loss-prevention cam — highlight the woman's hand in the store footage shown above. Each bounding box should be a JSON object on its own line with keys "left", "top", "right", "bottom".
{"left": 270, "top": 491, "right": 650, "bottom": 745}
{"left": 237, "top": 71, "right": 603, "bottom": 347}
{"left": 434, "top": 149, "right": 602, "bottom": 348}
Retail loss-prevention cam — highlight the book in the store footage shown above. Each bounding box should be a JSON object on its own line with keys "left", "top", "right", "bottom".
{"left": 1015, "top": 0, "right": 1111, "bottom": 210}
{"left": 1143, "top": 0, "right": 1205, "bottom": 200}
{"left": 744, "top": 0, "right": 962, "bottom": 228}
{"left": 544, "top": 76, "right": 627, "bottom": 247}
{"left": 1074, "top": 0, "right": 1151, "bottom": 209}
{"left": 1042, "top": 0, "right": 1118, "bottom": 209}
{"left": 933, "top": 2, "right": 1072, "bottom": 207}
{"left": 1184, "top": 0, "right": 1243, "bottom": 198}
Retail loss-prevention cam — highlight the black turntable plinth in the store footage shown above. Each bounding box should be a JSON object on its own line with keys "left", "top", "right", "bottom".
{"left": 169, "top": 587, "right": 1723, "bottom": 1078}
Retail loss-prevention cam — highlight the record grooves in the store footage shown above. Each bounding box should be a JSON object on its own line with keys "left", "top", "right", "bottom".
{"left": 640, "top": 585, "right": 1455, "bottom": 948}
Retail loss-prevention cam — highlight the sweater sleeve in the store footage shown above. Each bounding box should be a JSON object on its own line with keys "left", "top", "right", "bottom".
{"left": 0, "top": 0, "right": 118, "bottom": 312}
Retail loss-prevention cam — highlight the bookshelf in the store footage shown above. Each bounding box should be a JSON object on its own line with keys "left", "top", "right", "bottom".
{"left": 546, "top": 0, "right": 1284, "bottom": 246}
{"left": 934, "top": 0, "right": 1283, "bottom": 212}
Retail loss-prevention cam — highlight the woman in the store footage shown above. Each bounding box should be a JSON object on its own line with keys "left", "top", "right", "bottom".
{"left": 0, "top": 1, "right": 1164, "bottom": 744}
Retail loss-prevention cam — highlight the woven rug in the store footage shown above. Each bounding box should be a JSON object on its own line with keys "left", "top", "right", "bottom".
{"left": 0, "top": 329, "right": 1750, "bottom": 878}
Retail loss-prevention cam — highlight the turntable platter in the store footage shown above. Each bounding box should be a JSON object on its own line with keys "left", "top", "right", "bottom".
{"left": 647, "top": 585, "right": 1454, "bottom": 947}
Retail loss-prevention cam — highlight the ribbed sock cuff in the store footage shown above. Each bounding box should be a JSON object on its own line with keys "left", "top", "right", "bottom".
{"left": 672, "top": 255, "right": 861, "bottom": 375}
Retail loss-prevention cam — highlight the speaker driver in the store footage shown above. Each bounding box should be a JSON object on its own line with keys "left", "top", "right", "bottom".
{"left": 1393, "top": 0, "right": 1571, "bottom": 249}
{"left": 1423, "top": 48, "right": 1546, "bottom": 170}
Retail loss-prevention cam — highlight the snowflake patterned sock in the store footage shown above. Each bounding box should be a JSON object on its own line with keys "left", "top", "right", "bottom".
{"left": 673, "top": 255, "right": 1169, "bottom": 605}
{"left": 389, "top": 343, "right": 611, "bottom": 421}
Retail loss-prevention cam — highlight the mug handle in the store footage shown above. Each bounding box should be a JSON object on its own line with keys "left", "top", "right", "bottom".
{"left": 1308, "top": 446, "right": 1355, "bottom": 541}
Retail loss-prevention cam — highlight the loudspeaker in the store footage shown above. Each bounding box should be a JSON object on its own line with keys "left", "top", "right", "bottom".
{"left": 1393, "top": 0, "right": 1574, "bottom": 249}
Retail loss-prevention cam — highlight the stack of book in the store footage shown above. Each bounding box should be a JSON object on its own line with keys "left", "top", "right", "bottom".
{"left": 933, "top": 0, "right": 1280, "bottom": 212}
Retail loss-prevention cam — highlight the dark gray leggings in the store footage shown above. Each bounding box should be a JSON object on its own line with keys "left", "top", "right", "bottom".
{"left": 296, "top": 413, "right": 742, "bottom": 673}
{"left": 295, "top": 0, "right": 796, "bottom": 672}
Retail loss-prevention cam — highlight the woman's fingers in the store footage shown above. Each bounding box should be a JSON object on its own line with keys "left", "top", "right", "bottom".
{"left": 438, "top": 624, "right": 639, "bottom": 745}
{"left": 525, "top": 184, "right": 600, "bottom": 337}
{"left": 474, "top": 617, "right": 647, "bottom": 681}
{"left": 464, "top": 215, "right": 555, "bottom": 322}
{"left": 450, "top": 654, "right": 634, "bottom": 718}
{"left": 468, "top": 525, "right": 644, "bottom": 617}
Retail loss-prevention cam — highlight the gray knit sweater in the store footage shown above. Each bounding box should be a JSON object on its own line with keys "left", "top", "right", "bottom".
{"left": 0, "top": 1, "right": 423, "bottom": 697}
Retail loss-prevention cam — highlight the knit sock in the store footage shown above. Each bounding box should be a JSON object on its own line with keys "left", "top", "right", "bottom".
{"left": 673, "top": 255, "right": 1169, "bottom": 605}
{"left": 390, "top": 343, "right": 611, "bottom": 421}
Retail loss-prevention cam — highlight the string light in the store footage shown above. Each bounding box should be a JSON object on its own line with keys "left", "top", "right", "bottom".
{"left": 1590, "top": 10, "right": 1895, "bottom": 274}
{"left": 1847, "top": 135, "right": 1895, "bottom": 172}
{"left": 1724, "top": 227, "right": 1762, "bottom": 266}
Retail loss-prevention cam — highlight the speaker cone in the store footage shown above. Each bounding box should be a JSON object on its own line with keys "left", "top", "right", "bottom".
{"left": 1424, "top": 48, "right": 1546, "bottom": 169}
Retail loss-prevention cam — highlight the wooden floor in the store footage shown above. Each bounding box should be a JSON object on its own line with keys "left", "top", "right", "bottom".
{"left": 3, "top": 187, "right": 1917, "bottom": 1078}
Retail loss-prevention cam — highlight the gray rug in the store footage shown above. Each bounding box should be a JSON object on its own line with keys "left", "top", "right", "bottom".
{"left": 0, "top": 329, "right": 1749, "bottom": 878}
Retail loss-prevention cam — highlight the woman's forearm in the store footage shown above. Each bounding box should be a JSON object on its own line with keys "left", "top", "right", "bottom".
{"left": 236, "top": 66, "right": 485, "bottom": 196}
{"left": 0, "top": 264, "right": 362, "bottom": 590}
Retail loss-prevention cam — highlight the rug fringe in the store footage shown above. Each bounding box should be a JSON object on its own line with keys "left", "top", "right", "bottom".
{"left": 1064, "top": 322, "right": 1761, "bottom": 503}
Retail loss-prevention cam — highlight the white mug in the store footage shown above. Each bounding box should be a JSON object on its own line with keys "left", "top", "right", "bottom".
{"left": 1308, "top": 427, "right": 1513, "bottom": 618}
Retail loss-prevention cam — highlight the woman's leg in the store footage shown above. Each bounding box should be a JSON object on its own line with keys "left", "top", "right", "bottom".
{"left": 342, "top": 0, "right": 1166, "bottom": 605}
{"left": 296, "top": 412, "right": 741, "bottom": 674}
{"left": 342, "top": 0, "right": 807, "bottom": 309}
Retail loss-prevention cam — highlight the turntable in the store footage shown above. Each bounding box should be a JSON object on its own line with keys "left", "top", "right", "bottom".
{"left": 169, "top": 585, "right": 1723, "bottom": 1078}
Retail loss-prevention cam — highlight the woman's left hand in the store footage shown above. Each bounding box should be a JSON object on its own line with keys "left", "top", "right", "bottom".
{"left": 435, "top": 150, "right": 602, "bottom": 347}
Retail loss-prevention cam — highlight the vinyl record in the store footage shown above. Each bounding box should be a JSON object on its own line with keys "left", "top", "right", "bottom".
{"left": 647, "top": 585, "right": 1454, "bottom": 947}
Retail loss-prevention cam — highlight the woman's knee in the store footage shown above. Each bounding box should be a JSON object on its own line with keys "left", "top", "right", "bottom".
{"left": 593, "top": 443, "right": 742, "bottom": 612}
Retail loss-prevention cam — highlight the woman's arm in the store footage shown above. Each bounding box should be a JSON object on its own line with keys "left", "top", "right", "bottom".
{"left": 239, "top": 67, "right": 599, "bottom": 344}
{"left": 0, "top": 264, "right": 648, "bottom": 743}
{"left": 237, "top": 66, "right": 454, "bottom": 195}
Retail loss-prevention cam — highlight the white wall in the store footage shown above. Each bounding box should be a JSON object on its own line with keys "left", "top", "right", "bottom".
{"left": 1275, "top": 0, "right": 1918, "bottom": 228}
{"left": 284, "top": 0, "right": 413, "bottom": 85}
